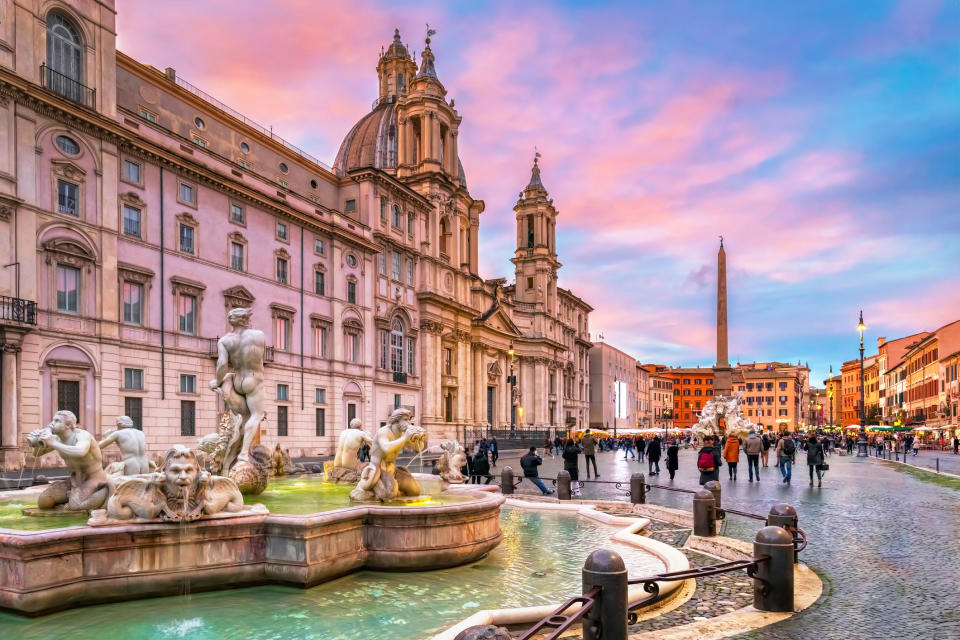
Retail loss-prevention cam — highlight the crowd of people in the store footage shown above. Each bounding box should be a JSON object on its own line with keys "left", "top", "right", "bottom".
{"left": 695, "top": 428, "right": 830, "bottom": 487}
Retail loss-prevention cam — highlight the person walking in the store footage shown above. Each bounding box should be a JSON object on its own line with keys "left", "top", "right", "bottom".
{"left": 696, "top": 436, "right": 723, "bottom": 485}
{"left": 472, "top": 450, "right": 494, "bottom": 484}
{"left": 743, "top": 429, "right": 762, "bottom": 482}
{"left": 581, "top": 429, "right": 599, "bottom": 479}
{"left": 776, "top": 432, "right": 797, "bottom": 485}
{"left": 646, "top": 435, "right": 662, "bottom": 475}
{"left": 804, "top": 433, "right": 826, "bottom": 487}
{"left": 760, "top": 431, "right": 771, "bottom": 467}
{"left": 622, "top": 436, "right": 635, "bottom": 460}
{"left": 723, "top": 433, "right": 740, "bottom": 481}
{"left": 665, "top": 438, "right": 680, "bottom": 480}
{"left": 520, "top": 446, "right": 555, "bottom": 495}
{"left": 637, "top": 436, "right": 646, "bottom": 462}
{"left": 544, "top": 436, "right": 555, "bottom": 458}
{"left": 553, "top": 435, "right": 563, "bottom": 457}
{"left": 953, "top": 436, "right": 959, "bottom": 454}
{"left": 562, "top": 438, "right": 582, "bottom": 497}
{"left": 489, "top": 437, "right": 499, "bottom": 466}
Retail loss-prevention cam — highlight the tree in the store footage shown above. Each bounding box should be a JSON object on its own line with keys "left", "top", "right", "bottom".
{"left": 864, "top": 406, "right": 881, "bottom": 426}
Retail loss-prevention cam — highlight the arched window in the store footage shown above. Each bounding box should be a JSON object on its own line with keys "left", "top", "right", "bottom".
{"left": 392, "top": 204, "right": 402, "bottom": 228}
{"left": 439, "top": 217, "right": 448, "bottom": 255}
{"left": 390, "top": 318, "right": 404, "bottom": 373}
{"left": 46, "top": 12, "right": 83, "bottom": 99}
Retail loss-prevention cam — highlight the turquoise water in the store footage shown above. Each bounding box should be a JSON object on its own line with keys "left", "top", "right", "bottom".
{"left": 0, "top": 507, "right": 664, "bottom": 639}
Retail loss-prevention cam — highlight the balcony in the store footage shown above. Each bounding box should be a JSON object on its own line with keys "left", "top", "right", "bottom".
{"left": 393, "top": 371, "right": 408, "bottom": 384}
{"left": 40, "top": 64, "right": 96, "bottom": 109}
{"left": 0, "top": 296, "right": 37, "bottom": 326}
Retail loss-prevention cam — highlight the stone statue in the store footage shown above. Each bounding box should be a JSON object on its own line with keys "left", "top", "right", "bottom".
{"left": 326, "top": 418, "right": 373, "bottom": 483}
{"left": 99, "top": 416, "right": 149, "bottom": 476}
{"left": 435, "top": 440, "right": 467, "bottom": 484}
{"left": 693, "top": 392, "right": 754, "bottom": 438}
{"left": 350, "top": 408, "right": 426, "bottom": 502}
{"left": 228, "top": 444, "right": 272, "bottom": 495}
{"left": 26, "top": 410, "right": 108, "bottom": 512}
{"left": 88, "top": 445, "right": 266, "bottom": 525}
{"left": 271, "top": 444, "right": 304, "bottom": 476}
{"left": 207, "top": 307, "right": 266, "bottom": 473}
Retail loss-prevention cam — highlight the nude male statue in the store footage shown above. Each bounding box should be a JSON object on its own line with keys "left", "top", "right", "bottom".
{"left": 209, "top": 307, "right": 266, "bottom": 471}
{"left": 350, "top": 408, "right": 426, "bottom": 501}
{"left": 99, "top": 415, "right": 149, "bottom": 475}
{"left": 333, "top": 418, "right": 373, "bottom": 470}
{"left": 27, "top": 410, "right": 108, "bottom": 511}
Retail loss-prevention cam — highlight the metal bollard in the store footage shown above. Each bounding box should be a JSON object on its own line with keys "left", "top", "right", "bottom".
{"left": 767, "top": 503, "right": 799, "bottom": 563}
{"left": 630, "top": 472, "right": 646, "bottom": 504}
{"left": 753, "top": 526, "right": 795, "bottom": 613}
{"left": 557, "top": 469, "right": 571, "bottom": 501}
{"left": 582, "top": 549, "right": 628, "bottom": 640}
{"left": 693, "top": 489, "right": 716, "bottom": 537}
{"left": 704, "top": 480, "right": 722, "bottom": 513}
{"left": 937, "top": 458, "right": 940, "bottom": 473}
{"left": 501, "top": 466, "right": 514, "bottom": 495}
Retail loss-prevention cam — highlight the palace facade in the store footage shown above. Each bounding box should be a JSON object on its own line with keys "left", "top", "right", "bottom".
{"left": 0, "top": 2, "right": 591, "bottom": 469}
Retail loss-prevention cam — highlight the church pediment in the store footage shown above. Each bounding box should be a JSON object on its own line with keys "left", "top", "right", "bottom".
{"left": 223, "top": 285, "right": 254, "bottom": 309}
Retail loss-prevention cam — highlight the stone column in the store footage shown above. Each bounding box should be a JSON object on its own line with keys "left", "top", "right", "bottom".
{"left": 0, "top": 333, "right": 25, "bottom": 470}
{"left": 473, "top": 343, "right": 485, "bottom": 425}
{"left": 397, "top": 117, "right": 407, "bottom": 166}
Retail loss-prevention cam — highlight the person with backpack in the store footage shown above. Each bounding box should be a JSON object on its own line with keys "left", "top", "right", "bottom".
{"left": 804, "top": 433, "right": 826, "bottom": 487}
{"left": 760, "top": 431, "right": 771, "bottom": 467}
{"left": 776, "top": 432, "right": 797, "bottom": 485}
{"left": 696, "top": 436, "right": 723, "bottom": 485}
{"left": 562, "top": 438, "right": 582, "bottom": 497}
{"left": 581, "top": 429, "right": 599, "bottom": 479}
{"left": 646, "top": 435, "right": 662, "bottom": 475}
{"left": 622, "top": 436, "right": 635, "bottom": 460}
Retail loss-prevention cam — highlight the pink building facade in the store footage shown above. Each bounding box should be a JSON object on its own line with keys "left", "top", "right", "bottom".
{"left": 0, "top": 2, "right": 591, "bottom": 469}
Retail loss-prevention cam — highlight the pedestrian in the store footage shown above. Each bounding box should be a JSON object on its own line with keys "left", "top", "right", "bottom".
{"left": 646, "top": 435, "right": 662, "bottom": 475}
{"left": 723, "top": 433, "right": 740, "bottom": 480}
{"left": 490, "top": 436, "right": 499, "bottom": 466}
{"left": 520, "top": 446, "right": 555, "bottom": 495}
{"left": 804, "top": 433, "right": 826, "bottom": 487}
{"left": 472, "top": 450, "right": 493, "bottom": 484}
{"left": 581, "top": 429, "right": 599, "bottom": 479}
{"left": 562, "top": 438, "right": 582, "bottom": 497}
{"left": 637, "top": 436, "right": 646, "bottom": 462}
{"left": 953, "top": 436, "right": 959, "bottom": 454}
{"left": 696, "top": 436, "right": 723, "bottom": 485}
{"left": 911, "top": 436, "right": 919, "bottom": 457}
{"left": 465, "top": 445, "right": 475, "bottom": 481}
{"left": 665, "top": 438, "right": 679, "bottom": 480}
{"left": 760, "top": 431, "right": 771, "bottom": 467}
{"left": 554, "top": 435, "right": 563, "bottom": 457}
{"left": 623, "top": 436, "right": 635, "bottom": 460}
{"left": 776, "top": 431, "right": 797, "bottom": 485}
{"left": 544, "top": 436, "right": 554, "bottom": 458}
{"left": 743, "top": 429, "right": 762, "bottom": 482}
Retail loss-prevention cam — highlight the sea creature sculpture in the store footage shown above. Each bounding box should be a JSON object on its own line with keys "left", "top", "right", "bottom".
{"left": 350, "top": 408, "right": 426, "bottom": 502}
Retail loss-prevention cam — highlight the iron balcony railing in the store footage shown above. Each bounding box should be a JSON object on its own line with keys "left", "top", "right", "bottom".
{"left": 392, "top": 371, "right": 408, "bottom": 384}
{"left": 0, "top": 296, "right": 37, "bottom": 325}
{"left": 40, "top": 64, "right": 95, "bottom": 109}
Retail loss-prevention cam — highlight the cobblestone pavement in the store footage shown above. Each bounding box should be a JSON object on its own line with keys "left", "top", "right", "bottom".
{"left": 492, "top": 447, "right": 960, "bottom": 639}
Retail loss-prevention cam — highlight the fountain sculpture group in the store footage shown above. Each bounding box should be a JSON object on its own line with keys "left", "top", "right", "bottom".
{"left": 692, "top": 392, "right": 756, "bottom": 437}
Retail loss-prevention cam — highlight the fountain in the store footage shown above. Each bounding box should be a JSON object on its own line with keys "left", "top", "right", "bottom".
{"left": 692, "top": 392, "right": 756, "bottom": 437}
{"left": 349, "top": 407, "right": 427, "bottom": 502}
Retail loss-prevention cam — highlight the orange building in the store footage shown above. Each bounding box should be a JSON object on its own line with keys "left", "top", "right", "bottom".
{"left": 877, "top": 332, "right": 929, "bottom": 425}
{"left": 840, "top": 357, "right": 875, "bottom": 426}
{"left": 897, "top": 320, "right": 960, "bottom": 428}
{"left": 665, "top": 367, "right": 714, "bottom": 428}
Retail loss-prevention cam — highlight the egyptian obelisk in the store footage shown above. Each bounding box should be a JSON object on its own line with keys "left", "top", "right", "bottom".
{"left": 713, "top": 237, "right": 733, "bottom": 398}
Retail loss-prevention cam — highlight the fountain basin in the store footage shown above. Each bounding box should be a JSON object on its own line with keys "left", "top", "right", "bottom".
{"left": 0, "top": 488, "right": 504, "bottom": 615}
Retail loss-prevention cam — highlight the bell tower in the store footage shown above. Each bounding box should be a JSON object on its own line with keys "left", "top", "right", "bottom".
{"left": 511, "top": 155, "right": 560, "bottom": 312}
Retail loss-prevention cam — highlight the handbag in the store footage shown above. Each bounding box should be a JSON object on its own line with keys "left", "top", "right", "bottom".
{"left": 817, "top": 462, "right": 829, "bottom": 471}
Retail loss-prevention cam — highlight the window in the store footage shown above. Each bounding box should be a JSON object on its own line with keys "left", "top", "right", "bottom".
{"left": 314, "top": 239, "right": 325, "bottom": 255}
{"left": 527, "top": 277, "right": 534, "bottom": 289}
{"left": 345, "top": 199, "right": 356, "bottom": 212}
{"left": 122, "top": 282, "right": 142, "bottom": 325}
{"left": 394, "top": 394, "right": 402, "bottom": 410}
{"left": 178, "top": 294, "right": 196, "bottom": 334}
{"left": 123, "top": 368, "right": 143, "bottom": 390}
{"left": 347, "top": 332, "right": 360, "bottom": 363}
{"left": 378, "top": 250, "right": 387, "bottom": 275}
{"left": 124, "top": 397, "right": 143, "bottom": 430}
{"left": 275, "top": 316, "right": 290, "bottom": 351}
{"left": 276, "top": 257, "right": 288, "bottom": 284}
{"left": 694, "top": 389, "right": 702, "bottom": 396}
{"left": 180, "top": 400, "right": 196, "bottom": 436}
{"left": 779, "top": 395, "right": 788, "bottom": 404}
{"left": 407, "top": 259, "right": 414, "bottom": 285}
{"left": 315, "top": 388, "right": 326, "bottom": 404}
{"left": 683, "top": 379, "right": 691, "bottom": 385}
{"left": 57, "top": 179, "right": 79, "bottom": 215}
{"left": 779, "top": 382, "right": 788, "bottom": 391}
{"left": 407, "top": 337, "right": 415, "bottom": 374}
{"left": 240, "top": 142, "right": 250, "bottom": 153}
{"left": 310, "top": 179, "right": 318, "bottom": 189}
{"left": 230, "top": 203, "right": 244, "bottom": 224}
{"left": 231, "top": 242, "right": 245, "bottom": 271}
{"left": 56, "top": 135, "right": 79, "bottom": 155}
{"left": 138, "top": 108, "right": 157, "bottom": 123}
{"left": 123, "top": 159, "right": 141, "bottom": 184}
{"left": 180, "top": 374, "right": 196, "bottom": 394}
{"left": 694, "top": 378, "right": 702, "bottom": 385}
{"left": 347, "top": 280, "right": 356, "bottom": 304}
{"left": 392, "top": 204, "right": 401, "bottom": 228}
{"left": 277, "top": 384, "right": 289, "bottom": 401}
{"left": 683, "top": 389, "right": 690, "bottom": 396}
{"left": 277, "top": 406, "right": 288, "bottom": 436}
{"left": 444, "top": 347, "right": 452, "bottom": 375}
{"left": 346, "top": 254, "right": 358, "bottom": 267}
{"left": 278, "top": 178, "right": 288, "bottom": 189}
{"left": 194, "top": 117, "right": 205, "bottom": 130}
{"left": 379, "top": 331, "right": 388, "bottom": 369}
{"left": 347, "top": 403, "right": 357, "bottom": 424}
{"left": 314, "top": 326, "right": 328, "bottom": 358}
{"left": 178, "top": 182, "right": 195, "bottom": 205}
{"left": 179, "top": 224, "right": 194, "bottom": 253}
{"left": 122, "top": 204, "right": 141, "bottom": 237}
{"left": 439, "top": 218, "right": 448, "bottom": 254}
{"left": 191, "top": 134, "right": 208, "bottom": 148}
{"left": 276, "top": 222, "right": 288, "bottom": 240}
{"left": 279, "top": 162, "right": 289, "bottom": 174}
{"left": 56, "top": 265, "right": 79, "bottom": 313}
{"left": 390, "top": 319, "right": 404, "bottom": 373}
{"left": 315, "top": 408, "right": 326, "bottom": 436}
{"left": 407, "top": 213, "right": 414, "bottom": 235}
{"left": 314, "top": 270, "right": 325, "bottom": 295}
{"left": 46, "top": 13, "right": 83, "bottom": 94}
{"left": 779, "top": 409, "right": 788, "bottom": 417}
{"left": 380, "top": 199, "right": 387, "bottom": 223}
{"left": 391, "top": 251, "right": 401, "bottom": 280}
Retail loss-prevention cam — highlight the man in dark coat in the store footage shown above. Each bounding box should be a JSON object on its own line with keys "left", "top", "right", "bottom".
{"left": 520, "top": 446, "right": 554, "bottom": 495}
{"left": 646, "top": 435, "right": 662, "bottom": 475}
{"left": 665, "top": 438, "right": 680, "bottom": 480}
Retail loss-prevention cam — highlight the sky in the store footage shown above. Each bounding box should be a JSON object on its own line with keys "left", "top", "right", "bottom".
{"left": 116, "top": 0, "right": 960, "bottom": 386}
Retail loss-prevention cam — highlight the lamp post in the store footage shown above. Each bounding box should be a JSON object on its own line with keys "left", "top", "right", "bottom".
{"left": 613, "top": 377, "right": 618, "bottom": 438}
{"left": 857, "top": 311, "right": 868, "bottom": 456}
{"left": 828, "top": 365, "right": 834, "bottom": 428}
{"left": 508, "top": 343, "right": 516, "bottom": 434}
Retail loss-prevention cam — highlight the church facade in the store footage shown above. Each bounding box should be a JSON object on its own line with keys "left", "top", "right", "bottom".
{"left": 0, "top": 1, "right": 590, "bottom": 468}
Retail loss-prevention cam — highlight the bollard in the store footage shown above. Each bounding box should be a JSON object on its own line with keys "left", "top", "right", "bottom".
{"left": 753, "top": 526, "right": 795, "bottom": 613}
{"left": 937, "top": 458, "right": 940, "bottom": 473}
{"left": 501, "top": 466, "right": 514, "bottom": 495}
{"left": 557, "top": 469, "right": 571, "bottom": 501}
{"left": 692, "top": 489, "right": 716, "bottom": 537}
{"left": 630, "top": 472, "right": 646, "bottom": 505}
{"left": 582, "top": 549, "right": 628, "bottom": 640}
{"left": 704, "top": 480, "right": 722, "bottom": 514}
{"left": 767, "top": 503, "right": 799, "bottom": 563}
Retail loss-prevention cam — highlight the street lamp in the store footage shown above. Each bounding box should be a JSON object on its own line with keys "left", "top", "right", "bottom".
{"left": 508, "top": 343, "right": 516, "bottom": 434}
{"left": 828, "top": 365, "right": 834, "bottom": 428}
{"left": 613, "top": 378, "right": 618, "bottom": 438}
{"left": 857, "top": 310, "right": 868, "bottom": 456}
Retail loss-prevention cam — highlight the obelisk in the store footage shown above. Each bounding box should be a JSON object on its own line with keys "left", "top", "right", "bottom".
{"left": 713, "top": 237, "right": 733, "bottom": 398}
